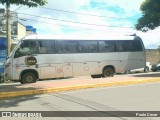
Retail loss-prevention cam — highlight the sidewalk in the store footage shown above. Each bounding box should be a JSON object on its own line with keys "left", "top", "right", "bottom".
{"left": 0, "top": 73, "right": 160, "bottom": 99}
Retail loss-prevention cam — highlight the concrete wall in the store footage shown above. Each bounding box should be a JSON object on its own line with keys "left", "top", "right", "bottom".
{"left": 145, "top": 49, "right": 160, "bottom": 64}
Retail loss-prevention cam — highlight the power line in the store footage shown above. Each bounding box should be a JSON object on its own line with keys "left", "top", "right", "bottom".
{"left": 19, "top": 17, "right": 160, "bottom": 34}
{"left": 17, "top": 12, "right": 134, "bottom": 29}
{"left": 39, "top": 7, "right": 137, "bottom": 20}
{"left": 19, "top": 12, "right": 160, "bottom": 33}
{"left": 8, "top": 11, "right": 160, "bottom": 34}
{"left": 14, "top": 5, "right": 23, "bottom": 11}
{"left": 19, "top": 17, "right": 134, "bottom": 34}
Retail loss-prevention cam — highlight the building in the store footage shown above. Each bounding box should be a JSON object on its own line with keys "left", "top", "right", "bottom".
{"left": 0, "top": 8, "right": 37, "bottom": 48}
{"left": 0, "top": 8, "right": 26, "bottom": 41}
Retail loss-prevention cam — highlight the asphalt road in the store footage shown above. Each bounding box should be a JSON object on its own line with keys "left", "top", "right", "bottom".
{"left": 0, "top": 82, "right": 160, "bottom": 120}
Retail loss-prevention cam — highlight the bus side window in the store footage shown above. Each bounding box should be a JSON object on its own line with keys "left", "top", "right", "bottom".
{"left": 88, "top": 41, "right": 98, "bottom": 53}
{"left": 39, "top": 41, "right": 55, "bottom": 54}
{"left": 39, "top": 41, "right": 46, "bottom": 54}
{"left": 55, "top": 41, "right": 69, "bottom": 54}
{"left": 116, "top": 41, "right": 125, "bottom": 52}
{"left": 68, "top": 41, "right": 78, "bottom": 53}
{"left": 29, "top": 41, "right": 37, "bottom": 54}
{"left": 99, "top": 41, "right": 116, "bottom": 52}
{"left": 78, "top": 41, "right": 98, "bottom": 53}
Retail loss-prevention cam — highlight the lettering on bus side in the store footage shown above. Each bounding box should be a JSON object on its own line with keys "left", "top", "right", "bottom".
{"left": 25, "top": 56, "right": 37, "bottom": 66}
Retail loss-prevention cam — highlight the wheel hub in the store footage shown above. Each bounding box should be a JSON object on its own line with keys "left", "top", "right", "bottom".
{"left": 26, "top": 76, "right": 33, "bottom": 83}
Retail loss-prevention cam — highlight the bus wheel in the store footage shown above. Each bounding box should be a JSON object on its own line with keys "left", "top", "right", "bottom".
{"left": 152, "top": 69, "right": 157, "bottom": 72}
{"left": 91, "top": 75, "right": 102, "bottom": 78}
{"left": 21, "top": 72, "right": 37, "bottom": 84}
{"left": 103, "top": 68, "right": 114, "bottom": 77}
{"left": 125, "top": 70, "right": 131, "bottom": 74}
{"left": 144, "top": 67, "right": 149, "bottom": 73}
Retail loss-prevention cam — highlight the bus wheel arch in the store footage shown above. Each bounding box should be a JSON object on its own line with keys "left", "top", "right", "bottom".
{"left": 20, "top": 69, "right": 39, "bottom": 84}
{"left": 102, "top": 65, "right": 115, "bottom": 77}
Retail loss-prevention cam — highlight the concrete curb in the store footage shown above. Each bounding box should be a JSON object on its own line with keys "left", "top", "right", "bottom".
{"left": 0, "top": 78, "right": 160, "bottom": 99}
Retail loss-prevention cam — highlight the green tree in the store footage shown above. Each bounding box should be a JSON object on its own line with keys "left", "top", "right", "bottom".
{"left": 135, "top": 0, "right": 160, "bottom": 32}
{"left": 0, "top": 0, "right": 48, "bottom": 7}
{"left": 158, "top": 45, "right": 160, "bottom": 62}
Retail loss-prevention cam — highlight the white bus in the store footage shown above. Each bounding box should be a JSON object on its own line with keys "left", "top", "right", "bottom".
{"left": 5, "top": 35, "right": 146, "bottom": 84}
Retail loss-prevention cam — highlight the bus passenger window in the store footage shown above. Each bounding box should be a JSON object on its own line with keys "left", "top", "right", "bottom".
{"left": 39, "top": 47, "right": 46, "bottom": 54}
{"left": 99, "top": 41, "right": 116, "bottom": 52}
{"left": 29, "top": 41, "right": 37, "bottom": 54}
{"left": 68, "top": 41, "right": 78, "bottom": 53}
{"left": 39, "top": 41, "right": 47, "bottom": 54}
{"left": 56, "top": 41, "right": 69, "bottom": 54}
{"left": 39, "top": 41, "right": 55, "bottom": 54}
{"left": 116, "top": 41, "right": 124, "bottom": 52}
{"left": 78, "top": 41, "right": 98, "bottom": 53}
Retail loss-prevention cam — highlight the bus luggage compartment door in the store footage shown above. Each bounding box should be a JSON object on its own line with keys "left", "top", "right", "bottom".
{"left": 63, "top": 63, "right": 73, "bottom": 77}
{"left": 40, "top": 66, "right": 56, "bottom": 79}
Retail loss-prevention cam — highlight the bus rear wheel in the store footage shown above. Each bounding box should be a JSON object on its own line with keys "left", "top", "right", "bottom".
{"left": 20, "top": 72, "right": 37, "bottom": 84}
{"left": 144, "top": 67, "right": 149, "bottom": 73}
{"left": 103, "top": 68, "right": 114, "bottom": 77}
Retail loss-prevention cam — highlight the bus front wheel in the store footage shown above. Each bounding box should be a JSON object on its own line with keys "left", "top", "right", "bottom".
{"left": 103, "top": 68, "right": 114, "bottom": 77}
{"left": 20, "top": 72, "right": 37, "bottom": 84}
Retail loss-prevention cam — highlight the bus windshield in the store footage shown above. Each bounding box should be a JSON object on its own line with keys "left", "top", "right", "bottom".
{"left": 7, "top": 41, "right": 22, "bottom": 59}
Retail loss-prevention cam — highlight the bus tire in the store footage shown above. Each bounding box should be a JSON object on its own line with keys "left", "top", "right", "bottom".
{"left": 103, "top": 68, "right": 114, "bottom": 77}
{"left": 125, "top": 70, "right": 131, "bottom": 74}
{"left": 144, "top": 67, "right": 149, "bottom": 73}
{"left": 21, "top": 72, "right": 37, "bottom": 84}
{"left": 91, "top": 75, "right": 102, "bottom": 78}
{"left": 152, "top": 69, "right": 157, "bottom": 72}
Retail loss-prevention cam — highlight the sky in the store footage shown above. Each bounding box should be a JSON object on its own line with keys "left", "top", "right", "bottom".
{"left": 0, "top": 0, "right": 160, "bottom": 49}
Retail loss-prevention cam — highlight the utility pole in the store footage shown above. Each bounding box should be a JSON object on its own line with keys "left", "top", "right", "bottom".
{"left": 6, "top": 0, "right": 11, "bottom": 56}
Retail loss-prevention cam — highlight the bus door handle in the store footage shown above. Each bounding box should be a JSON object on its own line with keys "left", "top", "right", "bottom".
{"left": 84, "top": 63, "right": 87, "bottom": 64}
{"left": 98, "top": 62, "right": 101, "bottom": 63}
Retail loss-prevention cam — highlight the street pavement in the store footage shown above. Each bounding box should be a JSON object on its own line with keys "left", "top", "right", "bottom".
{"left": 0, "top": 72, "right": 160, "bottom": 99}
{"left": 1, "top": 82, "right": 160, "bottom": 120}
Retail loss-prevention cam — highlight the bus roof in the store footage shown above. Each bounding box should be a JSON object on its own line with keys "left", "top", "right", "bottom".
{"left": 22, "top": 34, "right": 139, "bottom": 41}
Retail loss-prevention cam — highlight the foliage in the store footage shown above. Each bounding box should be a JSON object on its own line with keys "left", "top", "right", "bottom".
{"left": 0, "top": 0, "right": 48, "bottom": 7}
{"left": 135, "top": 0, "right": 160, "bottom": 32}
{"left": 158, "top": 45, "right": 160, "bottom": 62}
{"left": 158, "top": 45, "right": 160, "bottom": 52}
